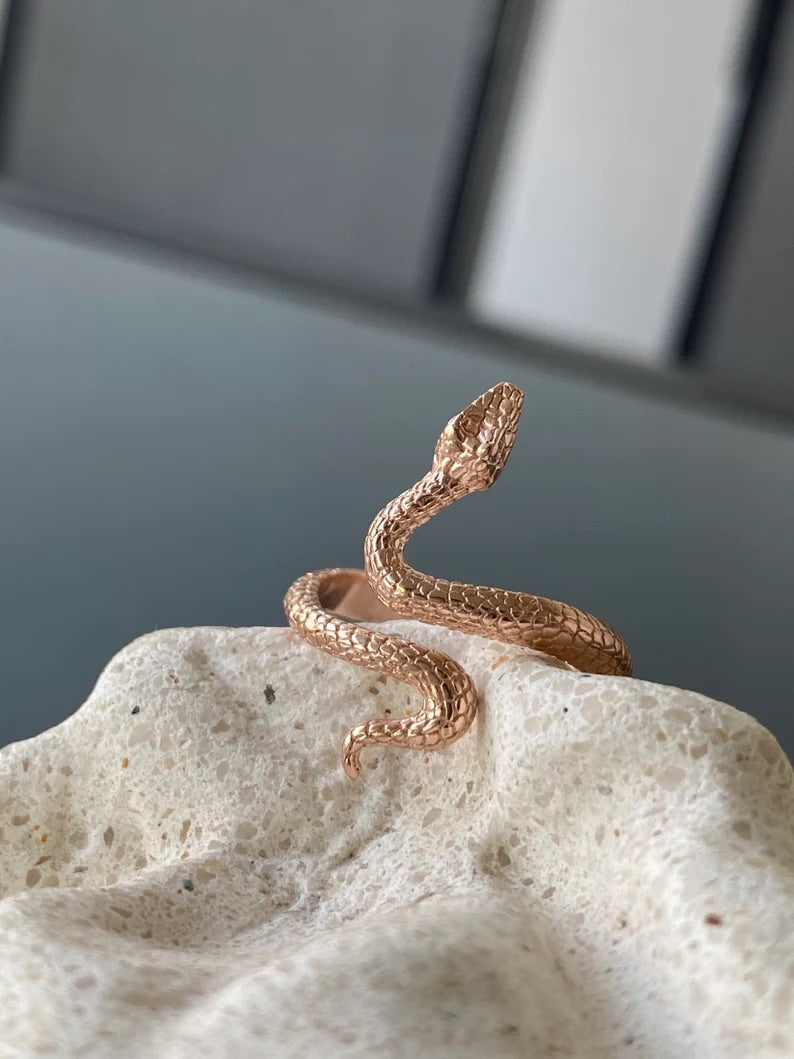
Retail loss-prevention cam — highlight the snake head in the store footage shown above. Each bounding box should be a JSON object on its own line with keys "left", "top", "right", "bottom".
{"left": 432, "top": 382, "right": 524, "bottom": 491}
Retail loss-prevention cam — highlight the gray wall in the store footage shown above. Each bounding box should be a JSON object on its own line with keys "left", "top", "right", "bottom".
{"left": 2, "top": 0, "right": 499, "bottom": 296}
{"left": 1, "top": 213, "right": 794, "bottom": 760}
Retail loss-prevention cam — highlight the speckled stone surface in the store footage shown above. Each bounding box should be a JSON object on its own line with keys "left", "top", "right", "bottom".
{"left": 0, "top": 623, "right": 792, "bottom": 1057}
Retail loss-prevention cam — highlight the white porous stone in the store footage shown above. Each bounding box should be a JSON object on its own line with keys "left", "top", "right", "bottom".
{"left": 0, "top": 623, "right": 793, "bottom": 1057}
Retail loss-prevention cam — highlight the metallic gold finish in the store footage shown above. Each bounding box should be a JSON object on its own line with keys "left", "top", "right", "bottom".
{"left": 284, "top": 382, "right": 632, "bottom": 779}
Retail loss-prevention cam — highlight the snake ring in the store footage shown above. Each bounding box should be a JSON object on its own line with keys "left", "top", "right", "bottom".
{"left": 284, "top": 382, "right": 632, "bottom": 779}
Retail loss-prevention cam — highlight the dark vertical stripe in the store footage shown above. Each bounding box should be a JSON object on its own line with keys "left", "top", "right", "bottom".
{"left": 430, "top": 1, "right": 511, "bottom": 298}
{"left": 0, "top": 0, "right": 31, "bottom": 170}
{"left": 676, "top": 0, "right": 788, "bottom": 361}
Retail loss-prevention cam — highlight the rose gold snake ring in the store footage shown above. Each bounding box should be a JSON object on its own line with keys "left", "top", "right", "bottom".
{"left": 284, "top": 382, "right": 632, "bottom": 779}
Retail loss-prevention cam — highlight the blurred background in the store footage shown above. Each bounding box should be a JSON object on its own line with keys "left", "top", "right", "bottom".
{"left": 0, "top": 1, "right": 792, "bottom": 755}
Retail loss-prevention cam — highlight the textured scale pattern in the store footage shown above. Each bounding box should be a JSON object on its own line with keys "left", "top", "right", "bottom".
{"left": 284, "top": 382, "right": 632, "bottom": 777}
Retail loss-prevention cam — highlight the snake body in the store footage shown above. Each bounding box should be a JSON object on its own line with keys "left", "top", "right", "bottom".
{"left": 284, "top": 382, "right": 632, "bottom": 778}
